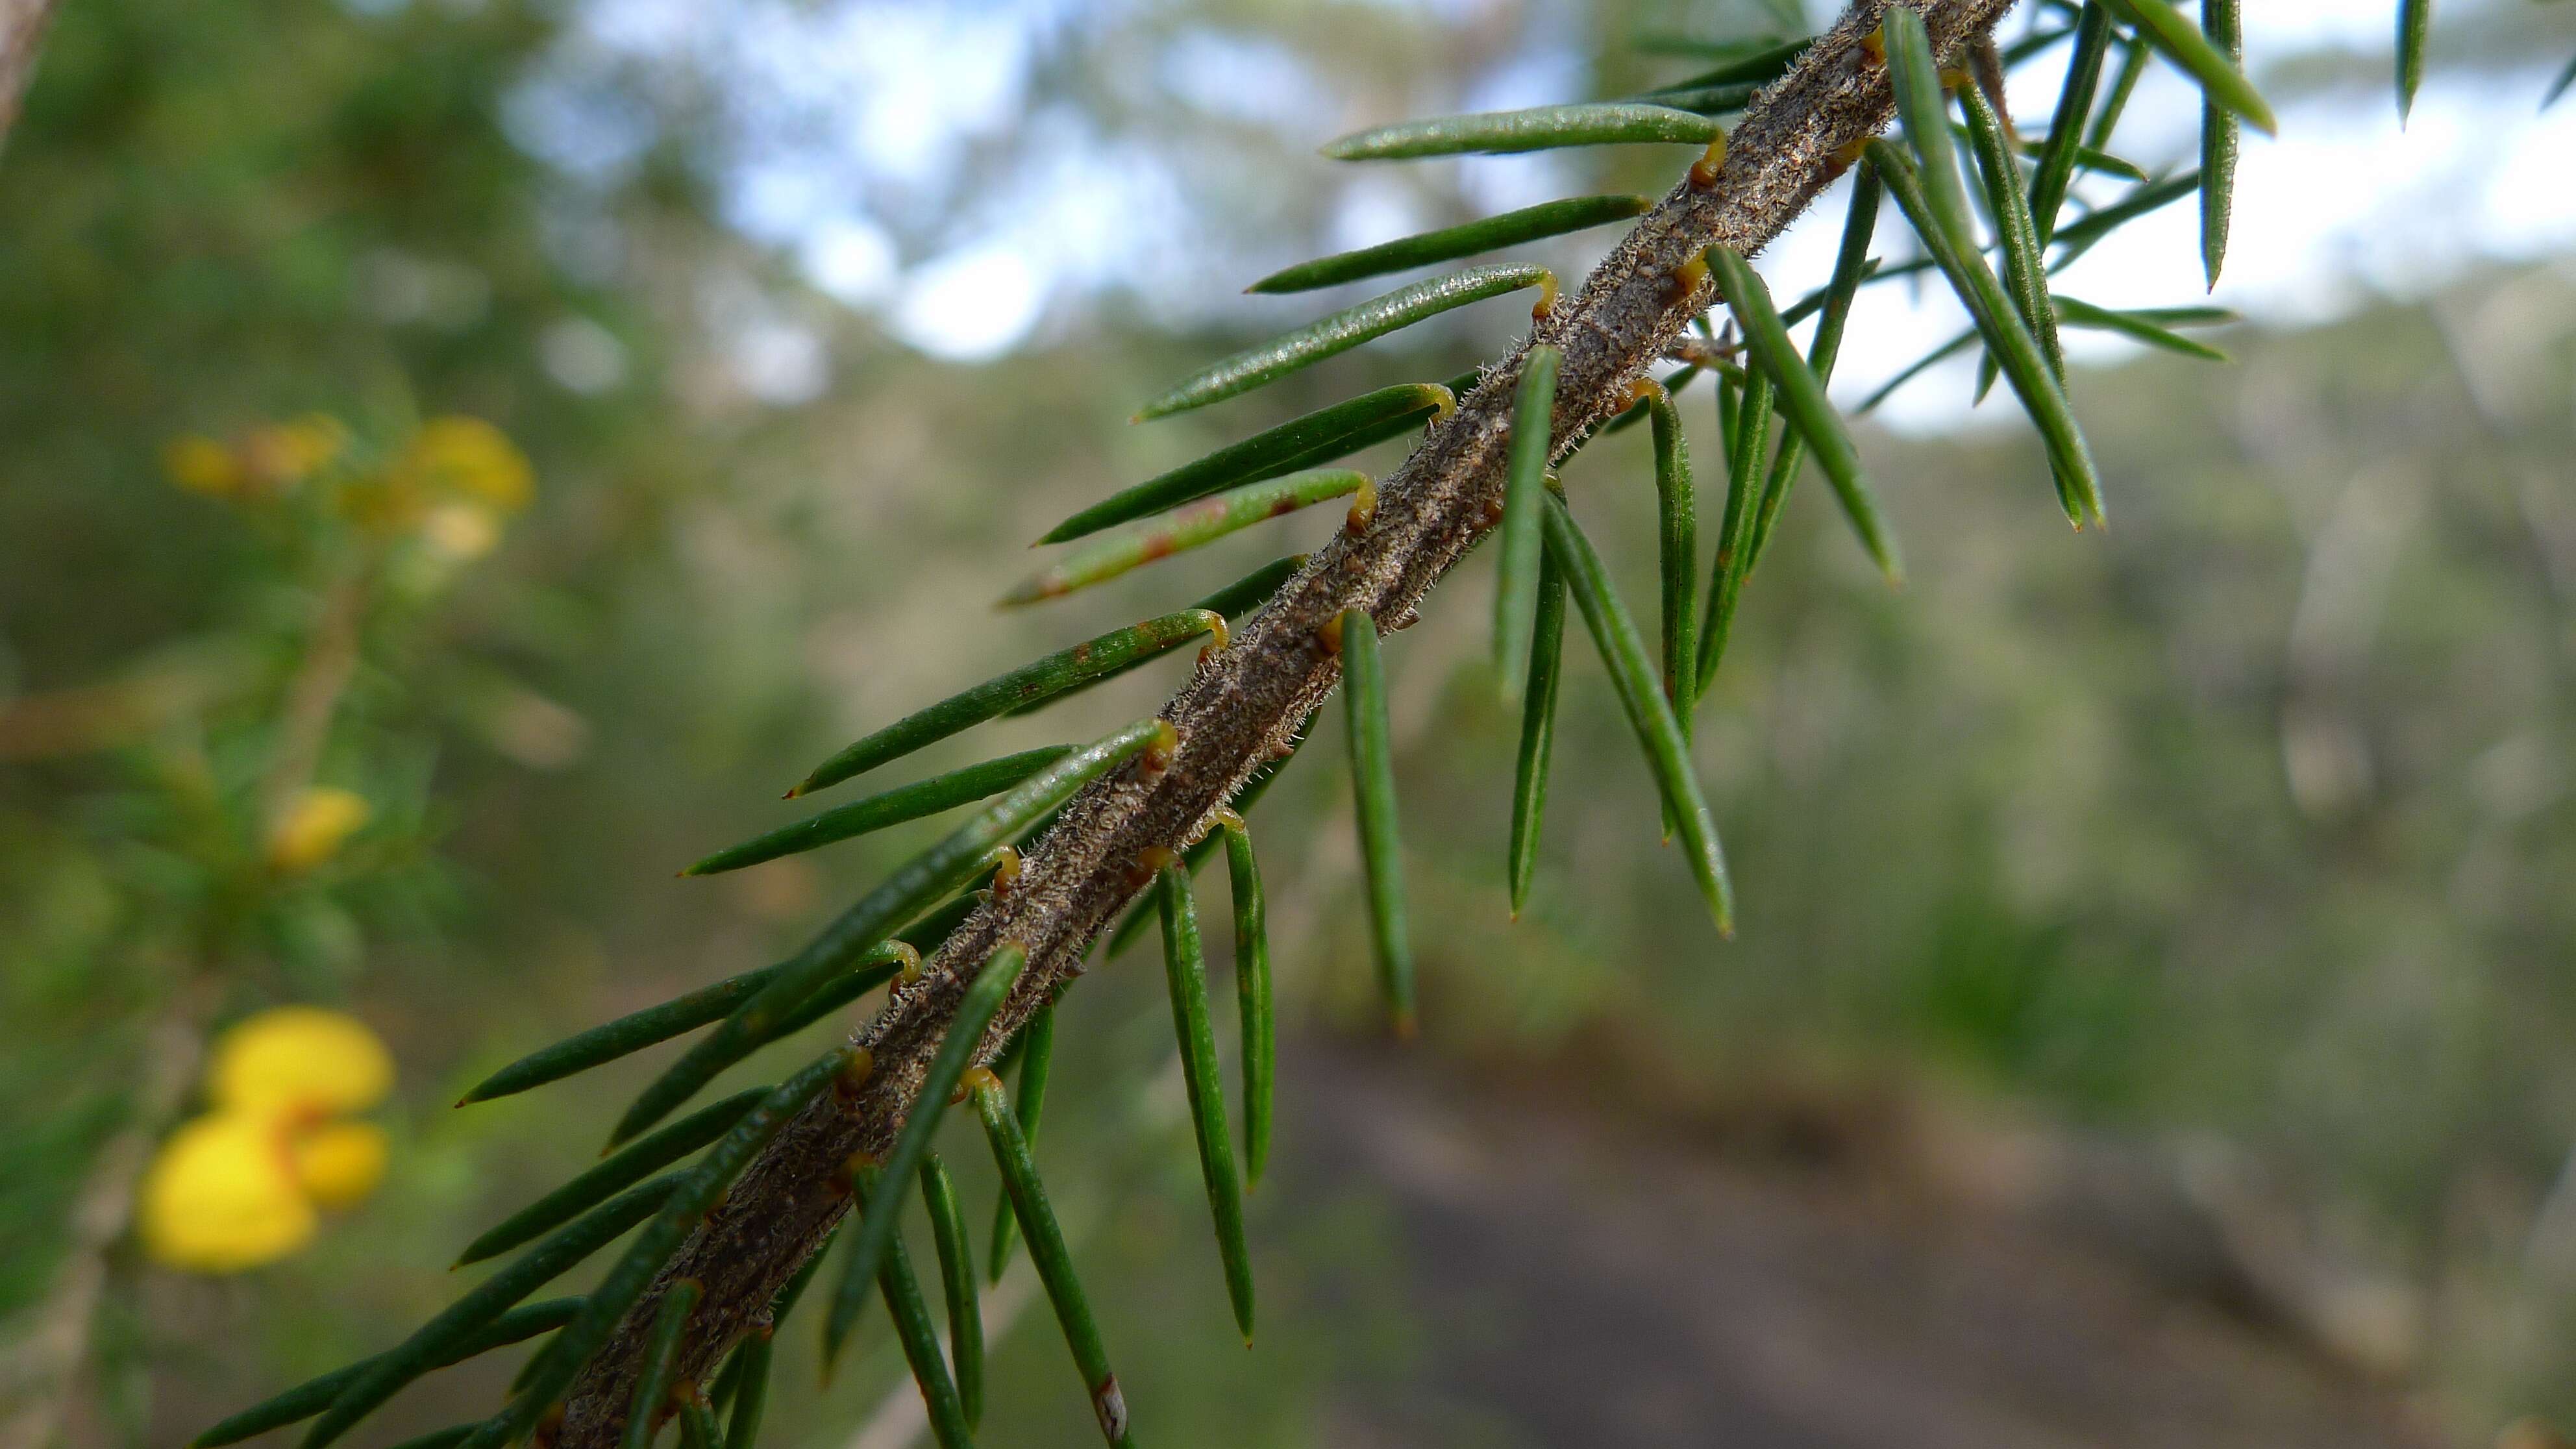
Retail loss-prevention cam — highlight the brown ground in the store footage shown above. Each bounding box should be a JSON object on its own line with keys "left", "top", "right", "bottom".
{"left": 1280, "top": 1034, "right": 2449, "bottom": 1449}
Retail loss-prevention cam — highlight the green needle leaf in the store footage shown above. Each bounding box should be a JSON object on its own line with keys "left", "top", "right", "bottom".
{"left": 1222, "top": 819, "right": 1272, "bottom": 1187}
{"left": 620, "top": 1278, "right": 702, "bottom": 1449}
{"left": 456, "top": 1092, "right": 765, "bottom": 1269}
{"left": 2088, "top": 37, "right": 2152, "bottom": 149}
{"left": 985, "top": 1003, "right": 1053, "bottom": 1283}
{"left": 1338, "top": 608, "right": 1415, "bottom": 1037}
{"left": 1542, "top": 493, "right": 1733, "bottom": 935}
{"left": 1248, "top": 195, "right": 1650, "bottom": 293}
{"left": 382, "top": 1428, "right": 477, "bottom": 1449}
{"left": 2029, "top": 3, "right": 2116, "bottom": 248}
{"left": 1321, "top": 103, "right": 1722, "bottom": 160}
{"left": 1506, "top": 552, "right": 1565, "bottom": 919}
{"left": 1494, "top": 344, "right": 1560, "bottom": 704}
{"left": 462, "top": 1052, "right": 852, "bottom": 1449}
{"left": 1744, "top": 162, "right": 1881, "bottom": 579}
{"left": 613, "top": 718, "right": 1159, "bottom": 1149}
{"left": 1882, "top": 7, "right": 1973, "bottom": 245}
{"left": 1647, "top": 386, "right": 1700, "bottom": 711}
{"left": 195, "top": 1300, "right": 582, "bottom": 1448}
{"left": 1707, "top": 245, "right": 1900, "bottom": 584}
{"left": 1870, "top": 142, "right": 2106, "bottom": 528}
{"left": 1004, "top": 471, "right": 1365, "bottom": 606}
{"left": 1158, "top": 865, "right": 1256, "bottom": 1343}
{"left": 2201, "top": 0, "right": 2242, "bottom": 286}
{"left": 1043, "top": 384, "right": 1448, "bottom": 543}
{"left": 298, "top": 1182, "right": 677, "bottom": 1449}
{"left": 2048, "top": 169, "right": 2200, "bottom": 262}
{"left": 688, "top": 749, "right": 1072, "bottom": 876}
{"left": 2547, "top": 52, "right": 2576, "bottom": 110}
{"left": 460, "top": 972, "right": 773, "bottom": 1106}
{"left": 1959, "top": 82, "right": 2065, "bottom": 384}
{"left": 722, "top": 1332, "right": 773, "bottom": 1449}
{"left": 1696, "top": 360, "right": 1774, "bottom": 697}
{"left": 1103, "top": 722, "right": 1311, "bottom": 960}
{"left": 1006, "top": 554, "right": 1307, "bottom": 718}
{"left": 1135, "top": 264, "right": 1550, "bottom": 420}
{"left": 1640, "top": 34, "right": 1813, "bottom": 86}
{"left": 795, "top": 617, "right": 1215, "bottom": 796}
{"left": 969, "top": 1076, "right": 1135, "bottom": 1447}
{"left": 854, "top": 1172, "right": 977, "bottom": 1449}
{"left": 676, "top": 1400, "right": 719, "bottom": 1449}
{"left": 826, "top": 945, "right": 1030, "bottom": 1367}
{"left": 2099, "top": 0, "right": 2277, "bottom": 133}
{"left": 1856, "top": 327, "right": 1978, "bottom": 415}
{"left": 919, "top": 1156, "right": 984, "bottom": 1429}
{"left": 2053, "top": 294, "right": 2233, "bottom": 361}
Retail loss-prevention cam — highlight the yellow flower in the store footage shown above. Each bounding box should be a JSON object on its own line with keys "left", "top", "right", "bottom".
{"left": 291, "top": 1121, "right": 390, "bottom": 1209}
{"left": 163, "top": 436, "right": 245, "bottom": 498}
{"left": 420, "top": 501, "right": 501, "bottom": 561}
{"left": 397, "top": 417, "right": 533, "bottom": 515}
{"left": 241, "top": 415, "right": 350, "bottom": 486}
{"left": 140, "top": 1113, "right": 317, "bottom": 1274}
{"left": 206, "top": 1006, "right": 393, "bottom": 1119}
{"left": 143, "top": 1008, "right": 396, "bottom": 1274}
{"left": 267, "top": 786, "right": 372, "bottom": 874}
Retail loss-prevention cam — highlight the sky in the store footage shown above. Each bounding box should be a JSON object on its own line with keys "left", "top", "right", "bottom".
{"left": 516, "top": 0, "right": 2576, "bottom": 429}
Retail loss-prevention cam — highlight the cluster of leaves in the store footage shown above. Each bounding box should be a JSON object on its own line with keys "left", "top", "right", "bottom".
{"left": 203, "top": 0, "right": 2501, "bottom": 1446}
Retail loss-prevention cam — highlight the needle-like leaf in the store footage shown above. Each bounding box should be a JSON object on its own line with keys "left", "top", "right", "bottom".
{"left": 984, "top": 1003, "right": 1053, "bottom": 1283}
{"left": 1006, "top": 554, "right": 1306, "bottom": 718}
{"left": 1647, "top": 386, "right": 1700, "bottom": 711}
{"left": 2053, "top": 295, "right": 2233, "bottom": 360}
{"left": 721, "top": 1333, "right": 772, "bottom": 1449}
{"left": 382, "top": 1428, "right": 476, "bottom": 1449}
{"left": 299, "top": 1180, "right": 677, "bottom": 1449}
{"left": 1959, "top": 84, "right": 2064, "bottom": 384}
{"left": 1883, "top": 8, "right": 1974, "bottom": 245}
{"left": 2088, "top": 36, "right": 2151, "bottom": 149}
{"left": 2029, "top": 3, "right": 2115, "bottom": 247}
{"left": 1220, "top": 819, "right": 1272, "bottom": 1187}
{"left": 918, "top": 1156, "right": 984, "bottom": 1428}
{"left": 676, "top": 1400, "right": 719, "bottom": 1449}
{"left": 195, "top": 1301, "right": 582, "bottom": 1448}
{"left": 2201, "top": 0, "right": 2242, "bottom": 286}
{"left": 461, "top": 1051, "right": 852, "bottom": 1449}
{"left": 826, "top": 944, "right": 1030, "bottom": 1367}
{"left": 1871, "top": 142, "right": 2105, "bottom": 527}
{"left": 2048, "top": 169, "right": 2199, "bottom": 261}
{"left": 969, "top": 1074, "right": 1135, "bottom": 1448}
{"left": 1856, "top": 327, "right": 1979, "bottom": 415}
{"left": 1136, "top": 265, "right": 1550, "bottom": 420}
{"left": 795, "top": 619, "right": 1215, "bottom": 797}
{"left": 456, "top": 1092, "right": 765, "bottom": 1269}
{"left": 1337, "top": 608, "right": 1415, "bottom": 1036}
{"left": 619, "top": 719, "right": 1163, "bottom": 1150}
{"left": 1744, "top": 162, "right": 1881, "bottom": 576}
{"left": 1102, "top": 722, "right": 1309, "bottom": 960}
{"left": 2547, "top": 52, "right": 2576, "bottom": 110}
{"left": 1248, "top": 195, "right": 1650, "bottom": 294}
{"left": 1542, "top": 494, "right": 1733, "bottom": 935}
{"left": 1708, "top": 246, "right": 1900, "bottom": 583}
{"left": 687, "top": 749, "right": 1072, "bottom": 876}
{"left": 1322, "top": 103, "right": 1722, "bottom": 160}
{"left": 853, "top": 1171, "right": 976, "bottom": 1449}
{"left": 1004, "top": 471, "right": 1365, "bottom": 606}
{"left": 2099, "top": 0, "right": 2276, "bottom": 134}
{"left": 1043, "top": 385, "right": 1448, "bottom": 543}
{"left": 1641, "top": 34, "right": 1813, "bottom": 86}
{"left": 1494, "top": 345, "right": 1560, "bottom": 704}
{"left": 620, "top": 1278, "right": 701, "bottom": 1449}
{"left": 1506, "top": 552, "right": 1565, "bottom": 919}
{"left": 1694, "top": 365, "right": 1773, "bottom": 699}
{"left": 1158, "top": 865, "right": 1256, "bottom": 1342}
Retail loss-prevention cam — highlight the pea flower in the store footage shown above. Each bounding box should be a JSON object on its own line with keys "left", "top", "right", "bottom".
{"left": 140, "top": 1008, "right": 394, "bottom": 1274}
{"left": 266, "top": 786, "right": 372, "bottom": 874}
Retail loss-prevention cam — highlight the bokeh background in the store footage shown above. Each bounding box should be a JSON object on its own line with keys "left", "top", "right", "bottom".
{"left": 5, "top": 0, "right": 2575, "bottom": 1445}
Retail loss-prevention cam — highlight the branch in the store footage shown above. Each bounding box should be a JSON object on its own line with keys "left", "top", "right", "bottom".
{"left": 0, "top": 0, "right": 59, "bottom": 160}
{"left": 556, "top": 1, "right": 2019, "bottom": 1440}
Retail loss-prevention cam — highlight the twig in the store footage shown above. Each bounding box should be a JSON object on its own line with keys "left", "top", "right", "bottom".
{"left": 554, "top": 3, "right": 2022, "bottom": 1441}
{"left": 0, "top": 0, "right": 60, "bottom": 160}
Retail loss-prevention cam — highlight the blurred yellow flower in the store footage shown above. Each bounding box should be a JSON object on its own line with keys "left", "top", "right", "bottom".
{"left": 140, "top": 1113, "right": 317, "bottom": 1274}
{"left": 143, "top": 1008, "right": 395, "bottom": 1274}
{"left": 398, "top": 417, "right": 533, "bottom": 515}
{"left": 163, "top": 436, "right": 245, "bottom": 499}
{"left": 267, "top": 786, "right": 371, "bottom": 874}
{"left": 291, "top": 1121, "right": 390, "bottom": 1209}
{"left": 241, "top": 415, "right": 350, "bottom": 486}
{"left": 421, "top": 501, "right": 501, "bottom": 561}
{"left": 207, "top": 1006, "right": 394, "bottom": 1118}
